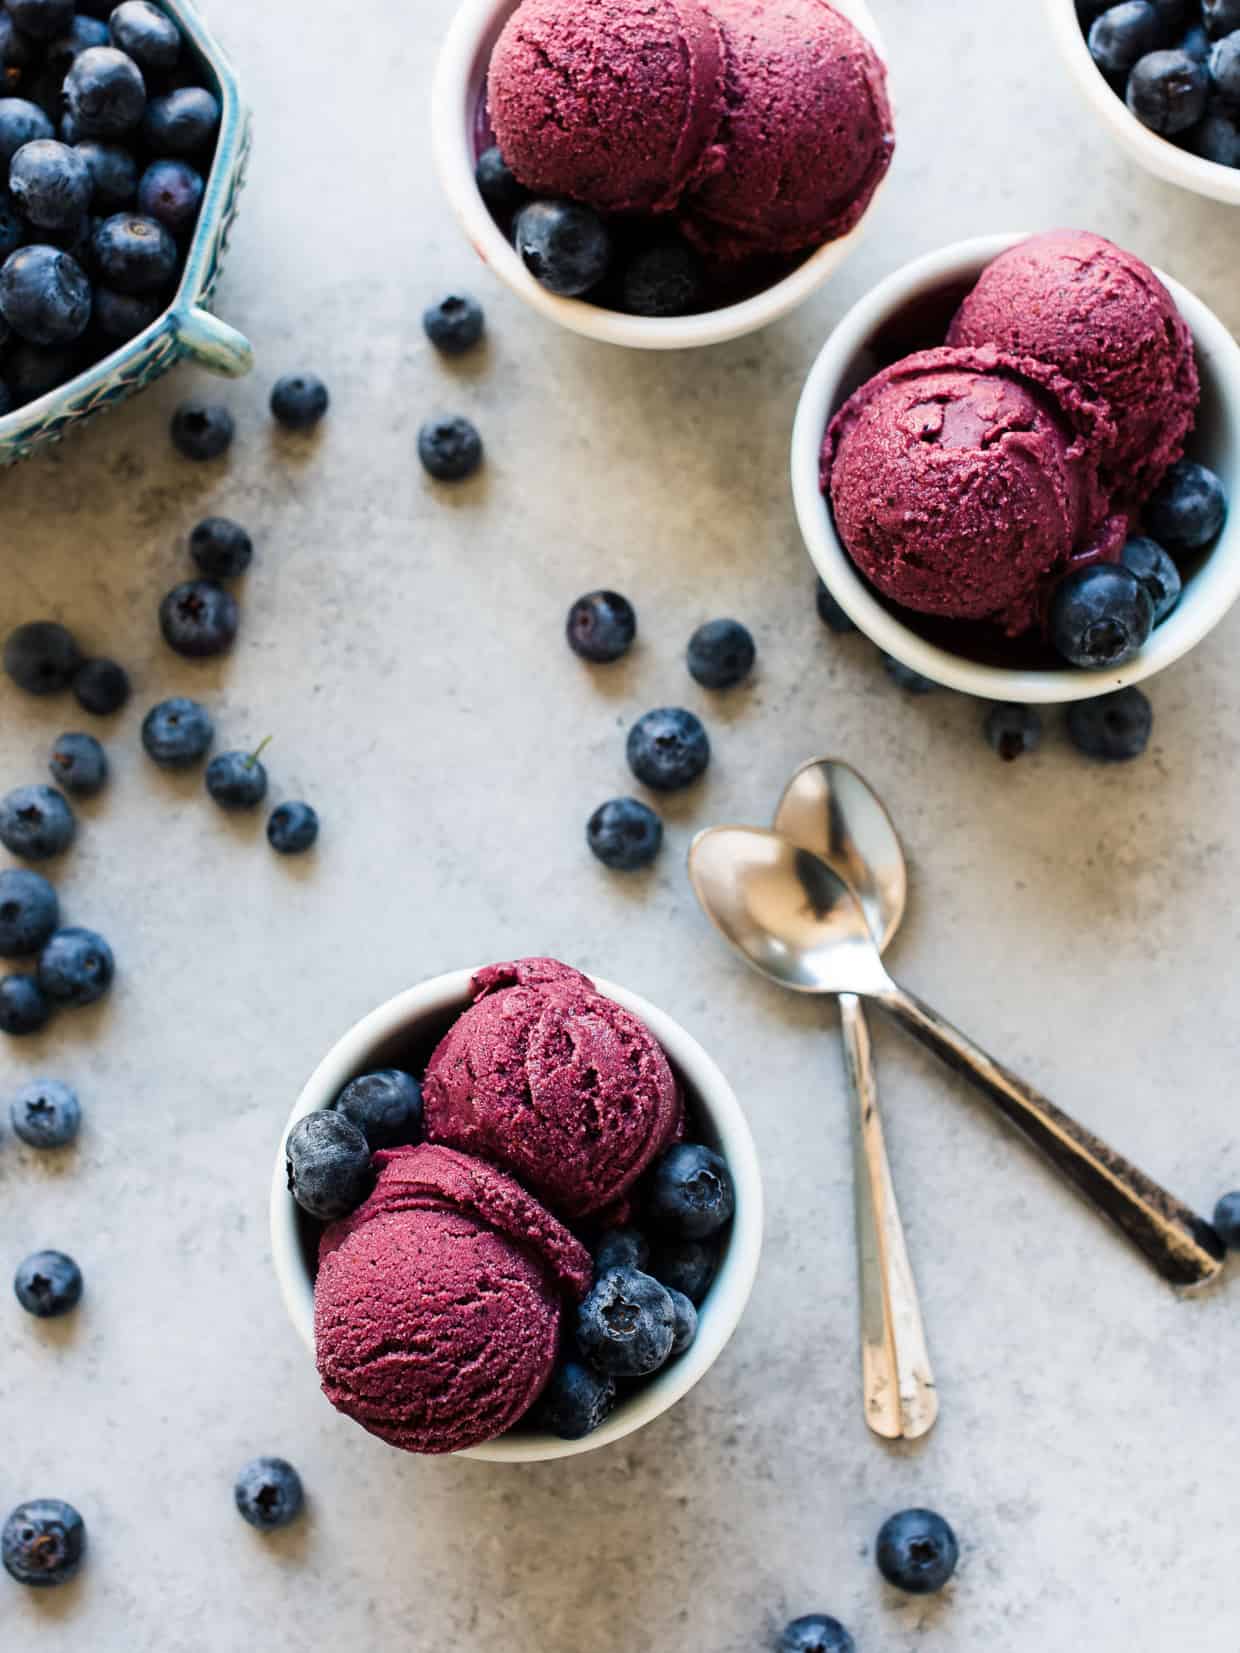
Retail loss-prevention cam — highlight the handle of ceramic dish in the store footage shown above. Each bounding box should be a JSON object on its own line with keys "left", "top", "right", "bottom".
{"left": 173, "top": 307, "right": 254, "bottom": 377}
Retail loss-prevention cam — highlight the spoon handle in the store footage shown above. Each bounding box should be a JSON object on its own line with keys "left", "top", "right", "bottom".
{"left": 876, "top": 987, "right": 1225, "bottom": 1289}
{"left": 841, "top": 993, "right": 939, "bottom": 1441}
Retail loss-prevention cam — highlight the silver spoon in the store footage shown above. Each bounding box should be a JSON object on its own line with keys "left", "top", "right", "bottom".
{"left": 689, "top": 825, "right": 1225, "bottom": 1290}
{"left": 774, "top": 758, "right": 937, "bottom": 1441}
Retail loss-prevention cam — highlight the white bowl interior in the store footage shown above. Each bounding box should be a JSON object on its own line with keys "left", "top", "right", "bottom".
{"left": 270, "top": 969, "right": 764, "bottom": 1464}
{"left": 430, "top": 0, "right": 890, "bottom": 349}
{"left": 791, "top": 232, "right": 1240, "bottom": 704}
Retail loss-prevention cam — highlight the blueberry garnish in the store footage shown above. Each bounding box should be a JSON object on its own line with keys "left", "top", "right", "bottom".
{"left": 423, "top": 293, "right": 485, "bottom": 356}
{"left": 1120, "top": 535, "right": 1182, "bottom": 622}
{"left": 514, "top": 199, "right": 612, "bottom": 297}
{"left": 1144, "top": 459, "right": 1227, "bottom": 552}
{"left": 533, "top": 1359, "right": 617, "bottom": 1439}
{"left": 626, "top": 707, "right": 710, "bottom": 791}
{"left": 567, "top": 590, "right": 637, "bottom": 663}
{"left": 475, "top": 146, "right": 526, "bottom": 215}
{"left": 285, "top": 1110, "right": 372, "bottom": 1221}
{"left": 647, "top": 1143, "right": 735, "bottom": 1239}
{"left": 234, "top": 1458, "right": 304, "bottom": 1531}
{"left": 575, "top": 1265, "right": 676, "bottom": 1377}
{"left": 333, "top": 1069, "right": 424, "bottom": 1150}
{"left": 648, "top": 1238, "right": 717, "bottom": 1305}
{"left": 1066, "top": 686, "right": 1153, "bottom": 761}
{"left": 418, "top": 414, "right": 482, "bottom": 481}
{"left": 594, "top": 1227, "right": 650, "bottom": 1273}
{"left": 875, "top": 1508, "right": 960, "bottom": 1595}
{"left": 621, "top": 240, "right": 704, "bottom": 317}
{"left": 1049, "top": 564, "right": 1154, "bottom": 668}
{"left": 687, "top": 618, "right": 756, "bottom": 689}
{"left": 587, "top": 797, "right": 663, "bottom": 871}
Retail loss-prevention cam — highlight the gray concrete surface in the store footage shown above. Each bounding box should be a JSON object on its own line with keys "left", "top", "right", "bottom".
{"left": 2, "top": 1, "right": 1239, "bottom": 1647}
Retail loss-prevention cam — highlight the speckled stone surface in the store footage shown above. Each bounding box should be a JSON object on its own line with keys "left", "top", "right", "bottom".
{"left": 2, "top": 1, "right": 1238, "bottom": 1648}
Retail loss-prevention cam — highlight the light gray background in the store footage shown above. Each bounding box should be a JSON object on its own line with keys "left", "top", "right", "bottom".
{"left": 2, "top": 0, "right": 1238, "bottom": 1647}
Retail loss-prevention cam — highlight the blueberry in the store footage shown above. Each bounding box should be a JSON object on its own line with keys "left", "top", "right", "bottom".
{"left": 285, "top": 1110, "right": 372, "bottom": 1220}
{"left": 1185, "top": 103, "right": 1240, "bottom": 161}
{"left": 270, "top": 370, "right": 329, "bottom": 431}
{"left": 94, "top": 286, "right": 163, "bottom": 340}
{"left": 73, "top": 656, "right": 129, "bottom": 715}
{"left": 169, "top": 398, "right": 234, "bottom": 460}
{"left": 621, "top": 240, "right": 704, "bottom": 317}
{"left": 10, "top": 1077, "right": 80, "bottom": 1147}
{"left": 0, "top": 785, "right": 76, "bottom": 860}
{"left": 576, "top": 1265, "right": 676, "bottom": 1377}
{"left": 0, "top": 97, "right": 53, "bottom": 164}
{"left": 1181, "top": 20, "right": 1213, "bottom": 58}
{"left": 75, "top": 140, "right": 138, "bottom": 210}
{"left": 159, "top": 579, "right": 239, "bottom": 658}
{"left": 423, "top": 293, "right": 485, "bottom": 355}
{"left": 777, "top": 1615, "right": 856, "bottom": 1653}
{"left": 7, "top": 0, "right": 75, "bottom": 41}
{"left": 666, "top": 1287, "right": 698, "bottom": 1356}
{"left": 141, "top": 696, "right": 214, "bottom": 767}
{"left": 14, "top": 1248, "right": 82, "bottom": 1317}
{"left": 1205, "top": 0, "right": 1240, "bottom": 36}
{"left": 47, "top": 731, "right": 107, "bottom": 797}
{"left": 647, "top": 1143, "right": 734, "bottom": 1239}
{"left": 267, "top": 801, "right": 319, "bottom": 855}
{"left": 1090, "top": 2, "right": 1164, "bottom": 73}
{"left": 6, "top": 338, "right": 80, "bottom": 398}
{"left": 882, "top": 653, "right": 938, "bottom": 693}
{"left": 39, "top": 925, "right": 113, "bottom": 1006}
{"left": 10, "top": 140, "right": 92, "bottom": 230}
{"left": 626, "top": 707, "right": 710, "bottom": 792}
{"left": 190, "top": 516, "right": 253, "bottom": 579}
{"left": 1127, "top": 48, "right": 1210, "bottom": 131}
{"left": 65, "top": 47, "right": 146, "bottom": 139}
{"left": 1066, "top": 686, "right": 1153, "bottom": 761}
{"left": 0, "top": 193, "right": 23, "bottom": 258}
{"left": 1213, "top": 1191, "right": 1240, "bottom": 1248}
{"left": 1120, "top": 535, "right": 1182, "bottom": 622}
{"left": 648, "top": 1238, "right": 717, "bottom": 1305}
{"left": 514, "top": 199, "right": 612, "bottom": 297}
{"left": 475, "top": 145, "right": 526, "bottom": 215}
{"left": 4, "top": 618, "right": 81, "bottom": 693}
{"left": 2, "top": 1500, "right": 85, "bottom": 1588}
{"left": 816, "top": 579, "right": 857, "bottom": 634}
{"left": 418, "top": 414, "right": 482, "bottom": 481}
{"left": 136, "top": 157, "right": 202, "bottom": 236}
{"left": 876, "top": 1508, "right": 959, "bottom": 1595}
{"left": 205, "top": 748, "right": 269, "bottom": 811}
{"left": 333, "top": 1069, "right": 424, "bottom": 1150}
{"left": 46, "top": 16, "right": 111, "bottom": 84}
{"left": 140, "top": 86, "right": 219, "bottom": 155}
{"left": 0, "top": 244, "right": 92, "bottom": 345}
{"left": 1049, "top": 564, "right": 1154, "bottom": 668}
{"left": 984, "top": 703, "right": 1042, "bottom": 762}
{"left": 594, "top": 1227, "right": 650, "bottom": 1273}
{"left": 0, "top": 974, "right": 49, "bottom": 1034}
{"left": 1145, "top": 459, "right": 1227, "bottom": 551}
{"left": 567, "top": 590, "right": 637, "bottom": 663}
{"left": 533, "top": 1359, "right": 617, "bottom": 1440}
{"left": 93, "top": 211, "right": 177, "bottom": 292}
{"left": 0, "top": 867, "right": 58, "bottom": 957}
{"left": 234, "top": 1458, "right": 304, "bottom": 1531}
{"left": 688, "top": 618, "right": 756, "bottom": 689}
{"left": 109, "top": 1, "right": 181, "bottom": 73}
{"left": 0, "top": 17, "right": 35, "bottom": 89}
{"left": 587, "top": 797, "right": 663, "bottom": 871}
{"left": 1211, "top": 32, "right": 1240, "bottom": 103}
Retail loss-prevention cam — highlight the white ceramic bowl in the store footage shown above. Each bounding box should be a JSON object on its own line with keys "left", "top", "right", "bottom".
{"left": 1045, "top": 0, "right": 1240, "bottom": 208}
{"left": 430, "top": 0, "right": 891, "bottom": 349}
{"left": 791, "top": 232, "right": 1240, "bottom": 703}
{"left": 270, "top": 967, "right": 763, "bottom": 1464}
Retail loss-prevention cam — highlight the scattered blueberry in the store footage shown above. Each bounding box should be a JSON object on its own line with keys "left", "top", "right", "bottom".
{"left": 93, "top": 285, "right": 162, "bottom": 340}
{"left": 621, "top": 241, "right": 704, "bottom": 317}
{"left": 109, "top": 1, "right": 181, "bottom": 73}
{"left": 333, "top": 1069, "right": 424, "bottom": 1150}
{"left": 234, "top": 1458, "right": 304, "bottom": 1532}
{"left": 533, "top": 1359, "right": 617, "bottom": 1439}
{"left": 984, "top": 703, "right": 1042, "bottom": 762}
{"left": 626, "top": 707, "right": 710, "bottom": 792}
{"left": 576, "top": 1265, "right": 676, "bottom": 1377}
{"left": 777, "top": 1615, "right": 856, "bottom": 1653}
{"left": 0, "top": 785, "right": 76, "bottom": 860}
{"left": 0, "top": 975, "right": 50, "bottom": 1035}
{"left": 423, "top": 293, "right": 485, "bottom": 356}
{"left": 649, "top": 1238, "right": 717, "bottom": 1305}
{"left": 267, "top": 801, "right": 319, "bottom": 856}
{"left": 2, "top": 1499, "right": 85, "bottom": 1588}
{"left": 0, "top": 868, "right": 59, "bottom": 957}
{"left": 1066, "top": 686, "right": 1153, "bottom": 761}
{"left": 1120, "top": 535, "right": 1183, "bottom": 622}
{"left": 10, "top": 139, "right": 92, "bottom": 230}
{"left": 10, "top": 1078, "right": 80, "bottom": 1148}
{"left": 140, "top": 86, "right": 219, "bottom": 155}
{"left": 1127, "top": 48, "right": 1210, "bottom": 130}
{"left": 475, "top": 145, "right": 526, "bottom": 215}
{"left": 159, "top": 580, "right": 239, "bottom": 659}
{"left": 1090, "top": 2, "right": 1164, "bottom": 74}
{"left": 1205, "top": 0, "right": 1240, "bottom": 35}
{"left": 1049, "top": 564, "right": 1154, "bottom": 668}
{"left": 73, "top": 656, "right": 130, "bottom": 715}
{"left": 205, "top": 747, "right": 269, "bottom": 812}
{"left": 48, "top": 732, "right": 107, "bottom": 797}
{"left": 1145, "top": 459, "right": 1227, "bottom": 551}
{"left": 65, "top": 46, "right": 147, "bottom": 139}
{"left": 876, "top": 1508, "right": 960, "bottom": 1595}
{"left": 93, "top": 211, "right": 177, "bottom": 291}
{"left": 567, "top": 590, "right": 637, "bottom": 663}
{"left": 816, "top": 579, "right": 858, "bottom": 634}
{"left": 594, "top": 1227, "right": 650, "bottom": 1273}
{"left": 136, "top": 157, "right": 203, "bottom": 236}
{"left": 141, "top": 696, "right": 214, "bottom": 767}
{"left": 1212, "top": 1190, "right": 1240, "bottom": 1247}
{"left": 687, "top": 618, "right": 756, "bottom": 689}
{"left": 14, "top": 1248, "right": 82, "bottom": 1317}
{"left": 4, "top": 619, "right": 81, "bottom": 694}
{"left": 647, "top": 1143, "right": 735, "bottom": 1239}
{"left": 74, "top": 139, "right": 137, "bottom": 210}
{"left": 882, "top": 653, "right": 938, "bottom": 693}
{"left": 514, "top": 199, "right": 612, "bottom": 297}
{"left": 587, "top": 797, "right": 663, "bottom": 871}
{"left": 666, "top": 1287, "right": 698, "bottom": 1356}
{"left": 285, "top": 1110, "right": 372, "bottom": 1221}
{"left": 190, "top": 516, "right": 253, "bottom": 579}
{"left": 0, "top": 244, "right": 92, "bottom": 345}
{"left": 418, "top": 414, "right": 482, "bottom": 481}
{"left": 170, "top": 399, "right": 234, "bottom": 461}
{"left": 270, "top": 371, "right": 329, "bottom": 431}
{"left": 0, "top": 97, "right": 53, "bottom": 164}
{"left": 39, "top": 926, "right": 113, "bottom": 1007}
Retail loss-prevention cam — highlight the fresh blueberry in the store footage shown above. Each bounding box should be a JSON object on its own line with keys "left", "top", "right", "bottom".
{"left": 1205, "top": 0, "right": 1240, "bottom": 37}
{"left": 270, "top": 370, "right": 329, "bottom": 431}
{"left": 140, "top": 86, "right": 219, "bottom": 155}
{"left": 587, "top": 797, "right": 663, "bottom": 871}
{"left": 1048, "top": 564, "right": 1154, "bottom": 668}
{"left": 6, "top": 338, "right": 80, "bottom": 399}
{"left": 666, "top": 1288, "right": 698, "bottom": 1356}
{"left": 621, "top": 240, "right": 704, "bottom": 317}
{"left": 876, "top": 1508, "right": 959, "bottom": 1595}
{"left": 626, "top": 707, "right": 710, "bottom": 792}
{"left": 1120, "top": 535, "right": 1182, "bottom": 622}
{"left": 2, "top": 1500, "right": 85, "bottom": 1588}
{"left": 73, "top": 657, "right": 129, "bottom": 715}
{"left": 1209, "top": 30, "right": 1240, "bottom": 103}
{"left": 777, "top": 1615, "right": 856, "bottom": 1653}
{"left": 141, "top": 696, "right": 214, "bottom": 767}
{"left": 169, "top": 398, "right": 234, "bottom": 460}
{"left": 1213, "top": 1191, "right": 1240, "bottom": 1248}
{"left": 475, "top": 145, "right": 526, "bottom": 215}
{"left": 285, "top": 1110, "right": 372, "bottom": 1220}
{"left": 7, "top": 0, "right": 75, "bottom": 41}
{"left": 514, "top": 199, "right": 612, "bottom": 297}
{"left": 10, "top": 1078, "right": 80, "bottom": 1147}
{"left": 234, "top": 1458, "right": 304, "bottom": 1531}
{"left": 648, "top": 1238, "right": 717, "bottom": 1305}
{"left": 0, "top": 16, "right": 35, "bottom": 88}
{"left": 0, "top": 867, "right": 59, "bottom": 956}
{"left": 42, "top": 213, "right": 95, "bottom": 266}
{"left": 0, "top": 974, "right": 49, "bottom": 1034}
{"left": 48, "top": 731, "right": 107, "bottom": 797}
{"left": 687, "top": 618, "right": 756, "bottom": 689}
{"left": 816, "top": 579, "right": 858, "bottom": 634}
{"left": 1187, "top": 102, "right": 1240, "bottom": 159}
{"left": 65, "top": 47, "right": 147, "bottom": 139}
{"left": 0, "top": 785, "right": 76, "bottom": 860}
{"left": 93, "top": 286, "right": 163, "bottom": 339}
{"left": 594, "top": 1227, "right": 650, "bottom": 1273}
{"left": 205, "top": 747, "right": 269, "bottom": 811}
{"left": 0, "top": 244, "right": 92, "bottom": 345}
{"left": 567, "top": 590, "right": 637, "bottom": 663}
{"left": 109, "top": 1, "right": 181, "bottom": 73}
{"left": 333, "top": 1069, "right": 424, "bottom": 1150}
{"left": 0, "top": 97, "right": 53, "bottom": 164}
{"left": 45, "top": 15, "right": 111, "bottom": 84}
{"left": 1149, "top": 0, "right": 1191, "bottom": 31}
{"left": 0, "top": 193, "right": 23, "bottom": 258}
{"left": 984, "top": 703, "right": 1042, "bottom": 762}
{"left": 1145, "top": 459, "right": 1227, "bottom": 551}
{"left": 1066, "top": 686, "right": 1153, "bottom": 761}
{"left": 14, "top": 1248, "right": 82, "bottom": 1317}
{"left": 267, "top": 801, "right": 319, "bottom": 855}
{"left": 576, "top": 1265, "right": 676, "bottom": 1377}
{"left": 93, "top": 211, "right": 177, "bottom": 291}
{"left": 10, "top": 140, "right": 92, "bottom": 230}
{"left": 1127, "top": 48, "right": 1210, "bottom": 131}
{"left": 159, "top": 579, "right": 239, "bottom": 658}
{"left": 1181, "top": 20, "right": 1213, "bottom": 58}
{"left": 190, "top": 516, "right": 253, "bottom": 579}
{"left": 418, "top": 415, "right": 482, "bottom": 481}
{"left": 647, "top": 1143, "right": 735, "bottom": 1239}
{"left": 882, "top": 653, "right": 938, "bottom": 693}
{"left": 1078, "top": 0, "right": 1120, "bottom": 19}
{"left": 75, "top": 139, "right": 137, "bottom": 210}
{"left": 533, "top": 1359, "right": 617, "bottom": 1440}
{"left": 1089, "top": 2, "right": 1164, "bottom": 73}
{"left": 423, "top": 293, "right": 485, "bottom": 356}
{"left": 58, "top": 108, "right": 81, "bottom": 143}
{"left": 136, "top": 157, "right": 202, "bottom": 236}
{"left": 3, "top": 618, "right": 81, "bottom": 694}
{"left": 39, "top": 926, "right": 113, "bottom": 1006}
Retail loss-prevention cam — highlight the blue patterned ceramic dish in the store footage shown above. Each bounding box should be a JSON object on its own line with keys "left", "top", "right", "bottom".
{"left": 0, "top": 0, "right": 253, "bottom": 466}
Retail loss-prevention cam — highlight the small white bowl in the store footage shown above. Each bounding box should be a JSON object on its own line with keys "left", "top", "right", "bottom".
{"left": 1045, "top": 0, "right": 1240, "bottom": 208}
{"left": 791, "top": 232, "right": 1240, "bottom": 704}
{"left": 430, "top": 0, "right": 891, "bottom": 350}
{"left": 270, "top": 967, "right": 763, "bottom": 1464}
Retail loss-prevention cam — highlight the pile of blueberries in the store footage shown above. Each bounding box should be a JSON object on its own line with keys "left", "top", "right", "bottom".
{"left": 0, "top": 0, "right": 225, "bottom": 411}
{"left": 1081, "top": 0, "right": 1240, "bottom": 166}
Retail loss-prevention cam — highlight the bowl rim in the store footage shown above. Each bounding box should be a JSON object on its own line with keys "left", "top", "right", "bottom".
{"left": 1043, "top": 0, "right": 1240, "bottom": 208}
{"left": 429, "top": 0, "right": 891, "bottom": 350}
{"left": 790, "top": 230, "right": 1240, "bottom": 704}
{"left": 269, "top": 965, "right": 765, "bottom": 1465}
